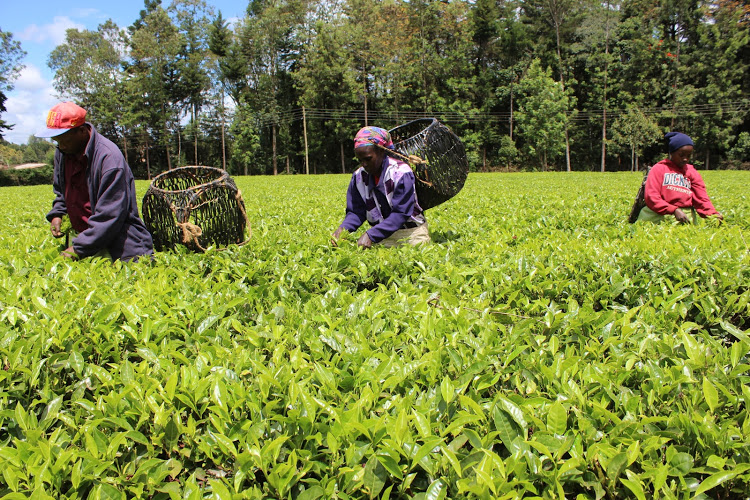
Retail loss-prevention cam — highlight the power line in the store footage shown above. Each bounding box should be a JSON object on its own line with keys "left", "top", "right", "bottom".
{"left": 255, "top": 100, "right": 750, "bottom": 127}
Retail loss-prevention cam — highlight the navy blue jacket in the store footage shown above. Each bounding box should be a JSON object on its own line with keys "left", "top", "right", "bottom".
{"left": 47, "top": 124, "right": 153, "bottom": 261}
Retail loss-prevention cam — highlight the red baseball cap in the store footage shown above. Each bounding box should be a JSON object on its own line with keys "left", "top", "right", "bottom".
{"left": 36, "top": 102, "right": 87, "bottom": 138}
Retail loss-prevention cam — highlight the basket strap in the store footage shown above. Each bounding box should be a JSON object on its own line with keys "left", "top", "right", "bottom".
{"left": 371, "top": 143, "right": 434, "bottom": 187}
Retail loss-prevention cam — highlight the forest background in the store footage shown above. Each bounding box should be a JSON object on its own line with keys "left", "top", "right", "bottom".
{"left": 1, "top": 0, "right": 749, "bottom": 179}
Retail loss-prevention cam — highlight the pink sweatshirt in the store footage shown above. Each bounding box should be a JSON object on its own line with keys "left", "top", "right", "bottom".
{"left": 644, "top": 159, "right": 719, "bottom": 217}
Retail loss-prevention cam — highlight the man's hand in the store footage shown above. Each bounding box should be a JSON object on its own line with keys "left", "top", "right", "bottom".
{"left": 357, "top": 232, "right": 373, "bottom": 248}
{"left": 50, "top": 217, "right": 63, "bottom": 238}
{"left": 61, "top": 246, "right": 78, "bottom": 260}
{"left": 331, "top": 226, "right": 346, "bottom": 246}
{"left": 673, "top": 208, "right": 690, "bottom": 224}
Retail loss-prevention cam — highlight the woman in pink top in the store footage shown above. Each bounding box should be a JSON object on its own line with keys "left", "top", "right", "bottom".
{"left": 637, "top": 132, "right": 724, "bottom": 224}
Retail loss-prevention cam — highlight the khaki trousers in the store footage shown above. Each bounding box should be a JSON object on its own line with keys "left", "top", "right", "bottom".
{"left": 377, "top": 223, "right": 431, "bottom": 247}
{"left": 637, "top": 206, "right": 698, "bottom": 224}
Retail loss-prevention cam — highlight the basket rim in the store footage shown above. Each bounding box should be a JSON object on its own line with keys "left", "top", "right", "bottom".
{"left": 388, "top": 117, "right": 438, "bottom": 136}
{"left": 148, "top": 165, "right": 230, "bottom": 195}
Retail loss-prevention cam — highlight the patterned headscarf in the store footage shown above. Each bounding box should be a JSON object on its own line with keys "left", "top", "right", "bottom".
{"left": 354, "top": 126, "right": 393, "bottom": 150}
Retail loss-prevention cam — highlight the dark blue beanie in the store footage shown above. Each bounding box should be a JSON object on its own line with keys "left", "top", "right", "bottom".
{"left": 665, "top": 132, "right": 694, "bottom": 153}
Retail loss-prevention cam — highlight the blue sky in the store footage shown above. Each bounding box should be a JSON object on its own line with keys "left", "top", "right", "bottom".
{"left": 2, "top": 0, "right": 248, "bottom": 145}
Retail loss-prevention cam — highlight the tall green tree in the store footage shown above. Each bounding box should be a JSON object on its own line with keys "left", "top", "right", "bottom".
{"left": 235, "top": 0, "right": 310, "bottom": 174}
{"left": 520, "top": 0, "right": 583, "bottom": 171}
{"left": 293, "top": 19, "right": 360, "bottom": 174}
{"left": 48, "top": 21, "right": 127, "bottom": 147}
{"left": 207, "top": 11, "right": 235, "bottom": 170}
{"left": 516, "top": 59, "right": 571, "bottom": 170}
{"left": 169, "top": 0, "right": 213, "bottom": 166}
{"left": 126, "top": 2, "right": 185, "bottom": 172}
{"left": 681, "top": 1, "right": 749, "bottom": 168}
{"left": 609, "top": 106, "right": 662, "bottom": 170}
{"left": 0, "top": 30, "right": 26, "bottom": 140}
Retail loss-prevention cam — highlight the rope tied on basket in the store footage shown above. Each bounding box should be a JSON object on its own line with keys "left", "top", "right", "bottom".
{"left": 176, "top": 221, "right": 205, "bottom": 250}
{"left": 372, "top": 143, "right": 433, "bottom": 187}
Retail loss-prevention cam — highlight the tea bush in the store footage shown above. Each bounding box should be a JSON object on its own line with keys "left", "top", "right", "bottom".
{"left": 0, "top": 172, "right": 749, "bottom": 499}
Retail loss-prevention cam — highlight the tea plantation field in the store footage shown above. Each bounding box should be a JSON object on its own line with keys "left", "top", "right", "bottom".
{"left": 1, "top": 171, "right": 749, "bottom": 499}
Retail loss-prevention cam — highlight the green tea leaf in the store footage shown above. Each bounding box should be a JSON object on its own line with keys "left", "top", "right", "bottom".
{"left": 363, "top": 454, "right": 387, "bottom": 498}
{"left": 620, "top": 470, "right": 647, "bottom": 500}
{"left": 693, "top": 470, "right": 739, "bottom": 497}
{"left": 703, "top": 378, "right": 719, "bottom": 412}
{"left": 493, "top": 407, "right": 520, "bottom": 452}
{"left": 547, "top": 401, "right": 567, "bottom": 436}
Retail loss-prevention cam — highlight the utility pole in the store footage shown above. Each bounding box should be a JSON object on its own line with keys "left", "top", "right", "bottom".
{"left": 303, "top": 106, "right": 309, "bottom": 175}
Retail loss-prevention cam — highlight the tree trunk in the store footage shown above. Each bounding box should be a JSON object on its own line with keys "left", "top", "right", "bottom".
{"left": 164, "top": 116, "right": 172, "bottom": 171}
{"left": 145, "top": 136, "right": 151, "bottom": 180}
{"left": 601, "top": 108, "right": 607, "bottom": 172}
{"left": 195, "top": 105, "right": 199, "bottom": 165}
{"left": 122, "top": 134, "right": 128, "bottom": 165}
{"left": 553, "top": 11, "right": 571, "bottom": 172}
{"left": 272, "top": 124, "right": 278, "bottom": 175}
{"left": 509, "top": 81, "right": 514, "bottom": 141}
{"left": 220, "top": 90, "right": 226, "bottom": 171}
{"left": 363, "top": 64, "right": 368, "bottom": 126}
{"left": 601, "top": 0, "right": 611, "bottom": 173}
{"left": 303, "top": 106, "right": 309, "bottom": 175}
{"left": 341, "top": 142, "right": 345, "bottom": 173}
{"left": 670, "top": 44, "right": 681, "bottom": 130}
{"left": 286, "top": 156, "right": 290, "bottom": 175}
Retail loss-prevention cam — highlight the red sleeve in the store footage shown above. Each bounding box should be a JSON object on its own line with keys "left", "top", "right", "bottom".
{"left": 686, "top": 167, "right": 718, "bottom": 217}
{"left": 644, "top": 162, "right": 676, "bottom": 215}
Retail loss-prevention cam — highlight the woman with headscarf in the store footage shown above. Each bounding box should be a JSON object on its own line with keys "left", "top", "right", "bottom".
{"left": 331, "top": 126, "right": 430, "bottom": 248}
{"left": 637, "top": 132, "right": 723, "bottom": 224}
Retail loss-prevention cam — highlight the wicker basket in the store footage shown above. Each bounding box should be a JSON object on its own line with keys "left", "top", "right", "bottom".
{"left": 628, "top": 166, "right": 651, "bottom": 223}
{"left": 389, "top": 118, "right": 469, "bottom": 210}
{"left": 142, "top": 166, "right": 249, "bottom": 252}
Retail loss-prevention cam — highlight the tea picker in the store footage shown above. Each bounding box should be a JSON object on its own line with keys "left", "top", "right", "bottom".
{"left": 39, "top": 101, "right": 154, "bottom": 261}
{"left": 629, "top": 132, "right": 723, "bottom": 225}
{"left": 331, "top": 119, "right": 468, "bottom": 248}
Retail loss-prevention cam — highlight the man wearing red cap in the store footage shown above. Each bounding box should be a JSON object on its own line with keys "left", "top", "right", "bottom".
{"left": 37, "top": 102, "right": 153, "bottom": 261}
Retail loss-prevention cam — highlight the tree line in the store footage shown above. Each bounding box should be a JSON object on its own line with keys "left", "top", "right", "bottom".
{"left": 4, "top": 0, "right": 750, "bottom": 177}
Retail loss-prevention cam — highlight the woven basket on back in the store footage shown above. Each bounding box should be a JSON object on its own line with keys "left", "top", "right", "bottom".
{"left": 389, "top": 118, "right": 469, "bottom": 210}
{"left": 628, "top": 166, "right": 652, "bottom": 223}
{"left": 142, "top": 166, "right": 249, "bottom": 252}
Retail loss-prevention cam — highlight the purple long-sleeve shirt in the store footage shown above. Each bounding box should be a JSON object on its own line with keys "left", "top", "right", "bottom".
{"left": 341, "top": 156, "right": 425, "bottom": 243}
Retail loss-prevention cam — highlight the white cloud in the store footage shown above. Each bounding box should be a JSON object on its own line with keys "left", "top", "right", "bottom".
{"left": 14, "top": 65, "right": 49, "bottom": 92}
{"left": 18, "top": 16, "right": 86, "bottom": 46}
{"left": 3, "top": 65, "right": 59, "bottom": 144}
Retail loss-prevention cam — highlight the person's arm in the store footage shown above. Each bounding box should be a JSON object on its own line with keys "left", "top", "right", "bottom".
{"left": 333, "top": 174, "right": 367, "bottom": 245}
{"left": 688, "top": 169, "right": 720, "bottom": 217}
{"left": 46, "top": 150, "right": 67, "bottom": 223}
{"left": 72, "top": 156, "right": 130, "bottom": 257}
{"left": 644, "top": 163, "right": 677, "bottom": 215}
{"left": 341, "top": 174, "right": 368, "bottom": 231}
{"left": 365, "top": 172, "right": 415, "bottom": 243}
